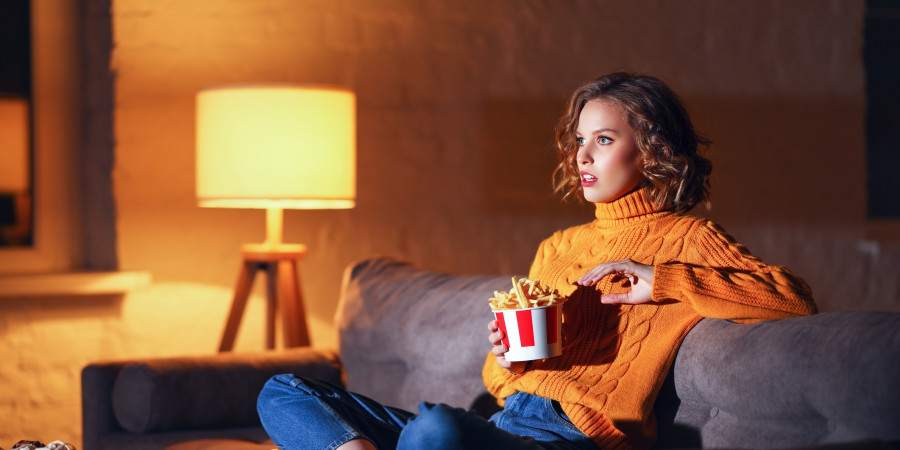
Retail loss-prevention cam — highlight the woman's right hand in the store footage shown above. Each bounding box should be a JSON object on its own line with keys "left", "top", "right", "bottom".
{"left": 489, "top": 320, "right": 527, "bottom": 374}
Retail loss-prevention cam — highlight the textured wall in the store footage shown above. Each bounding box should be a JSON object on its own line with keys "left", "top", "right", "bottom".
{"left": 3, "top": 0, "right": 898, "bottom": 447}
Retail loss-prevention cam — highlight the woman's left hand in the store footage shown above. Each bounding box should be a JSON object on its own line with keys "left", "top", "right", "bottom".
{"left": 577, "top": 258, "right": 655, "bottom": 304}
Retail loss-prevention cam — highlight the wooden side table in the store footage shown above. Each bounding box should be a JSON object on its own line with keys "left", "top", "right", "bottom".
{"left": 218, "top": 243, "right": 310, "bottom": 352}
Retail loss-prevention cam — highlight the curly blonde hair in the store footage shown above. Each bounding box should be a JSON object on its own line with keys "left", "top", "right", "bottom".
{"left": 553, "top": 73, "right": 712, "bottom": 213}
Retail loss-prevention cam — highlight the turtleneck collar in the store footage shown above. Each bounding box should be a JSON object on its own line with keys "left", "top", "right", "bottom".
{"left": 593, "top": 188, "right": 669, "bottom": 227}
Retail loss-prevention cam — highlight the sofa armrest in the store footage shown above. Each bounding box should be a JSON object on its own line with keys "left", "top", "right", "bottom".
{"left": 82, "top": 347, "right": 342, "bottom": 448}
{"left": 82, "top": 359, "right": 130, "bottom": 448}
{"left": 665, "top": 312, "right": 900, "bottom": 448}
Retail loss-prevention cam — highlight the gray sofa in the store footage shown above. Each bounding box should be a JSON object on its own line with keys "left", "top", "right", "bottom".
{"left": 82, "top": 257, "right": 900, "bottom": 449}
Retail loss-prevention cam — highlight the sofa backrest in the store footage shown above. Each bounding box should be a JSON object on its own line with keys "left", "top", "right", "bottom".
{"left": 335, "top": 257, "right": 508, "bottom": 413}
{"left": 335, "top": 257, "right": 900, "bottom": 448}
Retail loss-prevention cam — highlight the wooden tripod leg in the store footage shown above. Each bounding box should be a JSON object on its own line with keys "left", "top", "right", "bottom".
{"left": 278, "top": 259, "right": 310, "bottom": 347}
{"left": 265, "top": 263, "right": 278, "bottom": 349}
{"left": 219, "top": 260, "right": 258, "bottom": 352}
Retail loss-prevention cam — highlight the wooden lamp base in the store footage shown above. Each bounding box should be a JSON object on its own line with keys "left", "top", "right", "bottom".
{"left": 218, "top": 243, "right": 310, "bottom": 352}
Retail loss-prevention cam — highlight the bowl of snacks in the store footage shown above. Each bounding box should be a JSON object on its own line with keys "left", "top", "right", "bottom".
{"left": 489, "top": 277, "right": 567, "bottom": 362}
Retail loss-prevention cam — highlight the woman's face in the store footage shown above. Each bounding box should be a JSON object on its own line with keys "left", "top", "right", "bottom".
{"left": 575, "top": 99, "right": 644, "bottom": 204}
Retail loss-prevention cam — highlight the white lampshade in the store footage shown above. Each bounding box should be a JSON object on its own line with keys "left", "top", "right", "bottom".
{"left": 196, "top": 85, "right": 356, "bottom": 209}
{"left": 0, "top": 97, "right": 30, "bottom": 193}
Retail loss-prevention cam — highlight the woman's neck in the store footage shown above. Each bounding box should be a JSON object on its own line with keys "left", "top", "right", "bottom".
{"left": 593, "top": 188, "right": 668, "bottom": 227}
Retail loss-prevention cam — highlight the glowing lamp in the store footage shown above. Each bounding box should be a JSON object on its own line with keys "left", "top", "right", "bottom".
{"left": 196, "top": 85, "right": 356, "bottom": 351}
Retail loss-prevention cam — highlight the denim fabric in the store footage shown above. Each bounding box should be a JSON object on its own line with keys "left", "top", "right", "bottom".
{"left": 257, "top": 374, "right": 414, "bottom": 450}
{"left": 258, "top": 374, "right": 600, "bottom": 450}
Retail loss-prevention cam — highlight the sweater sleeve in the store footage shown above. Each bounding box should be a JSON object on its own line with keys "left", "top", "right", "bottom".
{"left": 652, "top": 220, "right": 817, "bottom": 322}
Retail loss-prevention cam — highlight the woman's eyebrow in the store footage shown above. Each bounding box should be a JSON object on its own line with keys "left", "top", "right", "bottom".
{"left": 576, "top": 128, "right": 618, "bottom": 135}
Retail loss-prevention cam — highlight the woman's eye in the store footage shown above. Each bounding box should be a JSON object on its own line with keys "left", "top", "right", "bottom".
{"left": 575, "top": 137, "right": 586, "bottom": 146}
{"left": 598, "top": 136, "right": 613, "bottom": 145}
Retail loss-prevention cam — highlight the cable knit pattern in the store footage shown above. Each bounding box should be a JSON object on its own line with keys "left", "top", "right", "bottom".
{"left": 482, "top": 189, "right": 817, "bottom": 449}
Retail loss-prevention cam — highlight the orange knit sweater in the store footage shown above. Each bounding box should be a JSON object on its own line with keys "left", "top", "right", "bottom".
{"left": 482, "top": 189, "right": 817, "bottom": 449}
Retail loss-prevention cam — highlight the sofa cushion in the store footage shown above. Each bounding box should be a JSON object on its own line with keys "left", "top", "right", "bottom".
{"left": 111, "top": 348, "right": 341, "bottom": 433}
{"left": 335, "top": 258, "right": 510, "bottom": 413}
{"left": 670, "top": 312, "right": 900, "bottom": 448}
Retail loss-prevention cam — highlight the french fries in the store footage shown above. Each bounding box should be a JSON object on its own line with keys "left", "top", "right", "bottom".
{"left": 488, "top": 277, "right": 566, "bottom": 310}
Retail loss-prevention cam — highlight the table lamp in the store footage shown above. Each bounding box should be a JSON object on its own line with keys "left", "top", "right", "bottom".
{"left": 196, "top": 85, "right": 356, "bottom": 351}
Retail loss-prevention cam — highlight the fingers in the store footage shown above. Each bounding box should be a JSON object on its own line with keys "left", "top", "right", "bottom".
{"left": 488, "top": 320, "right": 508, "bottom": 358}
{"left": 488, "top": 319, "right": 527, "bottom": 374}
{"left": 492, "top": 339, "right": 511, "bottom": 370}
{"left": 600, "top": 292, "right": 633, "bottom": 304}
{"left": 489, "top": 329, "right": 506, "bottom": 348}
{"left": 488, "top": 319, "right": 518, "bottom": 371}
{"left": 491, "top": 342, "right": 509, "bottom": 357}
{"left": 488, "top": 320, "right": 505, "bottom": 345}
{"left": 577, "top": 265, "right": 619, "bottom": 286}
{"left": 600, "top": 279, "right": 653, "bottom": 304}
{"left": 494, "top": 354, "right": 526, "bottom": 374}
{"left": 578, "top": 259, "right": 634, "bottom": 286}
{"left": 507, "top": 361, "right": 527, "bottom": 374}
{"left": 577, "top": 259, "right": 656, "bottom": 305}
{"left": 577, "top": 259, "right": 652, "bottom": 286}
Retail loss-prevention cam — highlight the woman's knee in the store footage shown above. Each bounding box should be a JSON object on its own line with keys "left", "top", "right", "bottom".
{"left": 397, "top": 403, "right": 465, "bottom": 450}
{"left": 257, "top": 374, "right": 330, "bottom": 420}
{"left": 257, "top": 375, "right": 365, "bottom": 448}
{"left": 257, "top": 374, "right": 296, "bottom": 419}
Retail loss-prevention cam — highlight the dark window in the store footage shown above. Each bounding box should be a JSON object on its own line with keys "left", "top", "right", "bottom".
{"left": 0, "top": 0, "right": 31, "bottom": 96}
{"left": 866, "top": 0, "right": 900, "bottom": 218}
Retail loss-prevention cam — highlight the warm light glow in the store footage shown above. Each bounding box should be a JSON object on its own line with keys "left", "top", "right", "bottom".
{"left": 0, "top": 97, "right": 30, "bottom": 193}
{"left": 196, "top": 85, "right": 356, "bottom": 209}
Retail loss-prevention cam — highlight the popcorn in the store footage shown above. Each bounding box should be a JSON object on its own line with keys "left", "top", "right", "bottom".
{"left": 10, "top": 440, "right": 76, "bottom": 450}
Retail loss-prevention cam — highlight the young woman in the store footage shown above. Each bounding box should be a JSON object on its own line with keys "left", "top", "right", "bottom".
{"left": 483, "top": 72, "right": 817, "bottom": 449}
{"left": 257, "top": 73, "right": 817, "bottom": 450}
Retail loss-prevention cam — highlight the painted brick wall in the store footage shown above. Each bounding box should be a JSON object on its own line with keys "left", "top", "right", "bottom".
{"left": 3, "top": 0, "right": 897, "bottom": 447}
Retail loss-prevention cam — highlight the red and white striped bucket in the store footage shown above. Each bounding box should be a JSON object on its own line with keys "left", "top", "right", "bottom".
{"left": 493, "top": 304, "right": 562, "bottom": 362}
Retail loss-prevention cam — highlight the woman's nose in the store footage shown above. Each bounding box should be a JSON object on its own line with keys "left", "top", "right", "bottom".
{"left": 576, "top": 147, "right": 592, "bottom": 165}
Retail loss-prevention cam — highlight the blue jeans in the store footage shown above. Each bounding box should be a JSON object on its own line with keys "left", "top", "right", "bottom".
{"left": 257, "top": 374, "right": 600, "bottom": 450}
